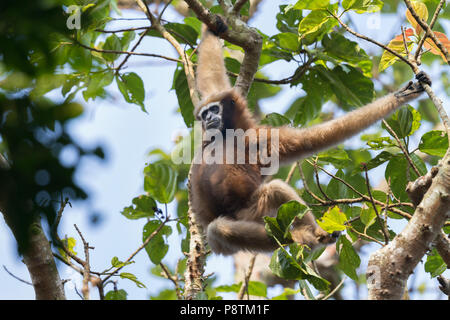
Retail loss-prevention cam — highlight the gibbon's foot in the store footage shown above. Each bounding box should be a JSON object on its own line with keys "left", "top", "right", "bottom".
{"left": 395, "top": 71, "right": 431, "bottom": 98}
{"left": 209, "top": 15, "right": 228, "bottom": 36}
{"left": 416, "top": 71, "right": 432, "bottom": 87}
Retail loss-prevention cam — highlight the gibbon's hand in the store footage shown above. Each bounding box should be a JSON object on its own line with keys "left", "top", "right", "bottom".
{"left": 209, "top": 15, "right": 228, "bottom": 36}
{"left": 395, "top": 71, "right": 431, "bottom": 98}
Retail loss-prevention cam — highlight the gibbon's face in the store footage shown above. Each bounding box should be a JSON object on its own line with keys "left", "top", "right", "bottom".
{"left": 198, "top": 102, "right": 223, "bottom": 130}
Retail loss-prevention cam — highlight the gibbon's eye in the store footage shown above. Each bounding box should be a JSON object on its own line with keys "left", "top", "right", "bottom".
{"left": 209, "top": 105, "right": 220, "bottom": 114}
{"left": 201, "top": 110, "right": 208, "bottom": 120}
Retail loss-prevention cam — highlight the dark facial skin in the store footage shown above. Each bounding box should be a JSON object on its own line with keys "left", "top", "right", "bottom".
{"left": 200, "top": 104, "right": 222, "bottom": 130}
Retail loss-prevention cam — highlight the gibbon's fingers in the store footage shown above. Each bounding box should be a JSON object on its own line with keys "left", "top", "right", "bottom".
{"left": 207, "top": 217, "right": 277, "bottom": 255}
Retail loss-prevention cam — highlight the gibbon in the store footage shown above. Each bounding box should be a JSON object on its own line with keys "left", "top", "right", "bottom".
{"left": 190, "top": 18, "right": 431, "bottom": 255}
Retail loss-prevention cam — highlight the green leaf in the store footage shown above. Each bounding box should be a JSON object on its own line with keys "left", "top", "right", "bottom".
{"left": 53, "top": 102, "right": 84, "bottom": 122}
{"left": 260, "top": 113, "right": 291, "bottom": 127}
{"left": 298, "top": 9, "right": 333, "bottom": 39}
{"left": 424, "top": 249, "right": 446, "bottom": 278}
{"left": 82, "top": 70, "right": 114, "bottom": 102}
{"left": 121, "top": 195, "right": 157, "bottom": 220}
{"left": 273, "top": 33, "right": 300, "bottom": 51}
{"left": 383, "top": 107, "right": 413, "bottom": 139}
{"left": 277, "top": 201, "right": 308, "bottom": 238}
{"left": 276, "top": 5, "right": 302, "bottom": 33}
{"left": 264, "top": 216, "right": 287, "bottom": 243}
{"left": 215, "top": 282, "right": 242, "bottom": 293}
{"left": 120, "top": 31, "right": 136, "bottom": 51}
{"left": 58, "top": 237, "right": 77, "bottom": 262}
{"left": 269, "top": 247, "right": 306, "bottom": 280}
{"left": 322, "top": 32, "right": 372, "bottom": 77}
{"left": 318, "top": 148, "right": 351, "bottom": 169}
{"left": 366, "top": 137, "right": 396, "bottom": 150}
{"left": 317, "top": 206, "right": 348, "bottom": 233}
{"left": 110, "top": 256, "right": 134, "bottom": 269}
{"left": 144, "top": 162, "right": 178, "bottom": 204}
{"left": 291, "top": 0, "right": 330, "bottom": 10}
{"left": 247, "top": 281, "right": 268, "bottom": 297}
{"left": 326, "top": 169, "right": 347, "bottom": 199}
{"left": 119, "top": 272, "right": 146, "bottom": 288}
{"left": 105, "top": 289, "right": 128, "bottom": 300}
{"left": 143, "top": 220, "right": 172, "bottom": 265}
{"left": 360, "top": 208, "right": 377, "bottom": 227}
{"left": 271, "top": 287, "right": 300, "bottom": 300}
{"left": 147, "top": 23, "right": 198, "bottom": 45}
{"left": 361, "top": 151, "right": 394, "bottom": 173}
{"left": 385, "top": 155, "right": 418, "bottom": 201}
{"left": 342, "top": 0, "right": 384, "bottom": 13}
{"left": 336, "top": 236, "right": 361, "bottom": 280}
{"left": 172, "top": 66, "right": 195, "bottom": 127}
{"left": 116, "top": 72, "right": 146, "bottom": 112}
{"left": 419, "top": 131, "right": 449, "bottom": 157}
{"left": 102, "top": 34, "right": 122, "bottom": 62}
{"left": 317, "top": 65, "right": 374, "bottom": 110}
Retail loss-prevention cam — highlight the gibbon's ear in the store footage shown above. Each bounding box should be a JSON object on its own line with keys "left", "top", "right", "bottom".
{"left": 195, "top": 21, "right": 231, "bottom": 106}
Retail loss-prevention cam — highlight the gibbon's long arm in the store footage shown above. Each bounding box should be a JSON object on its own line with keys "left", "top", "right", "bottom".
{"left": 277, "top": 74, "right": 430, "bottom": 164}
{"left": 196, "top": 25, "right": 231, "bottom": 100}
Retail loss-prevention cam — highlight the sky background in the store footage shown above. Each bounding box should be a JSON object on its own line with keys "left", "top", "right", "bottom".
{"left": 1, "top": 1, "right": 449, "bottom": 300}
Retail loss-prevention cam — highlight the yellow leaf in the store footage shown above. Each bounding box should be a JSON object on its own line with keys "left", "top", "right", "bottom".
{"left": 423, "top": 31, "right": 450, "bottom": 62}
{"left": 406, "top": 1, "right": 428, "bottom": 35}
{"left": 379, "top": 30, "right": 415, "bottom": 72}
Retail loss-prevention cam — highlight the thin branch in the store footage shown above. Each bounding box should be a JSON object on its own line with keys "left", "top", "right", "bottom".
{"left": 74, "top": 40, "right": 182, "bottom": 63}
{"left": 3, "top": 265, "right": 33, "bottom": 286}
{"left": 232, "top": 0, "right": 249, "bottom": 15}
{"left": 320, "top": 276, "right": 347, "bottom": 300}
{"left": 137, "top": 0, "right": 200, "bottom": 106}
{"left": 328, "top": 9, "right": 417, "bottom": 71}
{"left": 382, "top": 120, "right": 421, "bottom": 178}
{"left": 159, "top": 262, "right": 182, "bottom": 299}
{"left": 362, "top": 164, "right": 390, "bottom": 245}
{"left": 414, "top": 0, "right": 446, "bottom": 61}
{"left": 237, "top": 253, "right": 257, "bottom": 300}
{"left": 74, "top": 224, "right": 91, "bottom": 300}
{"left": 102, "top": 215, "right": 170, "bottom": 284}
{"left": 115, "top": 28, "right": 150, "bottom": 75}
{"left": 404, "top": 0, "right": 449, "bottom": 64}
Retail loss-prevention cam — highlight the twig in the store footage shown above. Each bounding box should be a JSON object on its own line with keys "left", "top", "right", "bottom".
{"left": 74, "top": 40, "right": 182, "bottom": 63}
{"left": 3, "top": 265, "right": 32, "bottom": 286}
{"left": 237, "top": 253, "right": 257, "bottom": 300}
{"left": 232, "top": 0, "right": 249, "bottom": 15}
{"left": 362, "top": 164, "right": 390, "bottom": 245}
{"left": 137, "top": 0, "right": 200, "bottom": 106}
{"left": 115, "top": 28, "right": 150, "bottom": 75}
{"left": 328, "top": 9, "right": 416, "bottom": 71}
{"left": 381, "top": 120, "right": 421, "bottom": 178}
{"left": 404, "top": 0, "right": 449, "bottom": 64}
{"left": 160, "top": 262, "right": 182, "bottom": 299}
{"left": 74, "top": 224, "right": 92, "bottom": 300}
{"left": 102, "top": 215, "right": 170, "bottom": 284}
{"left": 320, "top": 276, "right": 347, "bottom": 300}
{"left": 414, "top": 0, "right": 446, "bottom": 61}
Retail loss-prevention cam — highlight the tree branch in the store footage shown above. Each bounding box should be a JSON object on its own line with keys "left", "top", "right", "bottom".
{"left": 404, "top": 0, "right": 449, "bottom": 64}
{"left": 367, "top": 153, "right": 450, "bottom": 299}
{"left": 183, "top": 0, "right": 263, "bottom": 97}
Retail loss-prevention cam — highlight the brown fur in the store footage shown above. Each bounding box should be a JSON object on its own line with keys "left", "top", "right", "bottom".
{"left": 190, "top": 23, "right": 428, "bottom": 255}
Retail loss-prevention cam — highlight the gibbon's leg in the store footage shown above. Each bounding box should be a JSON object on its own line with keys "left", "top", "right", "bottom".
{"left": 276, "top": 72, "right": 432, "bottom": 163}
{"left": 207, "top": 179, "right": 333, "bottom": 255}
